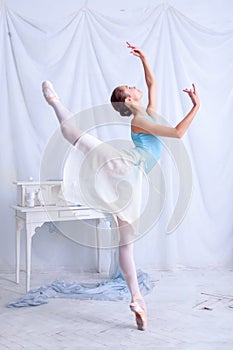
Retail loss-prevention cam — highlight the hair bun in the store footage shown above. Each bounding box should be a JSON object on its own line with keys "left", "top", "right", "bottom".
{"left": 110, "top": 87, "right": 132, "bottom": 117}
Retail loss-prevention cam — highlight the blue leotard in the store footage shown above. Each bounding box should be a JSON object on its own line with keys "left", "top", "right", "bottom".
{"left": 131, "top": 115, "right": 162, "bottom": 173}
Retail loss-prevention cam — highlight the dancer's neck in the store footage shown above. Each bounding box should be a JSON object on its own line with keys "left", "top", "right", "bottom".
{"left": 130, "top": 104, "right": 147, "bottom": 118}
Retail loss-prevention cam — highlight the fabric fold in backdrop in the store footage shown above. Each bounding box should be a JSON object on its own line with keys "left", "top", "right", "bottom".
{"left": 1, "top": 3, "right": 233, "bottom": 274}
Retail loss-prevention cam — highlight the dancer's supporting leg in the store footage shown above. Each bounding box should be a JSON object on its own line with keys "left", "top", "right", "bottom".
{"left": 117, "top": 217, "right": 147, "bottom": 331}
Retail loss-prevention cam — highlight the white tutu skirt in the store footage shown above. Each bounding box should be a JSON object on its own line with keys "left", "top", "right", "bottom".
{"left": 62, "top": 133, "right": 146, "bottom": 235}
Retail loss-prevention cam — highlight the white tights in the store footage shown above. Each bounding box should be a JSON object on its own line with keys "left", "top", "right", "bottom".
{"left": 48, "top": 98, "right": 142, "bottom": 301}
{"left": 117, "top": 218, "right": 141, "bottom": 298}
{"left": 52, "top": 101, "right": 83, "bottom": 145}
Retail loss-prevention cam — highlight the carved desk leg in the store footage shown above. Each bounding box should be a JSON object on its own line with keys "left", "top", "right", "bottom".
{"left": 95, "top": 219, "right": 101, "bottom": 273}
{"left": 25, "top": 222, "right": 43, "bottom": 292}
{"left": 16, "top": 217, "right": 25, "bottom": 284}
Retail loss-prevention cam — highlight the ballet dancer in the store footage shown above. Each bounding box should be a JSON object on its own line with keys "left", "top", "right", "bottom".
{"left": 42, "top": 42, "right": 200, "bottom": 331}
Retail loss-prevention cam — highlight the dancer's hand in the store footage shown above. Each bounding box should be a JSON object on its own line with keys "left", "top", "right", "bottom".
{"left": 183, "top": 84, "right": 200, "bottom": 108}
{"left": 126, "top": 42, "right": 146, "bottom": 60}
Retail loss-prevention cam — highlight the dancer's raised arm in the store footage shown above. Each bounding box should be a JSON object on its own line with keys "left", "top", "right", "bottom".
{"left": 126, "top": 42, "right": 157, "bottom": 118}
{"left": 132, "top": 83, "right": 200, "bottom": 138}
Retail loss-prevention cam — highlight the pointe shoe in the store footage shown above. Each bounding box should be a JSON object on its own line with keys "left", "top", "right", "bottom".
{"left": 130, "top": 298, "right": 147, "bottom": 331}
{"left": 42, "top": 80, "right": 59, "bottom": 105}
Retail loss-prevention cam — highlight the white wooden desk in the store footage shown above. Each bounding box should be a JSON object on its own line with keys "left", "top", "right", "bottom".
{"left": 12, "top": 205, "right": 108, "bottom": 292}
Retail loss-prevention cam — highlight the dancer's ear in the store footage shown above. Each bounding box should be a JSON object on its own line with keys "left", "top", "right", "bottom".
{"left": 125, "top": 96, "right": 132, "bottom": 104}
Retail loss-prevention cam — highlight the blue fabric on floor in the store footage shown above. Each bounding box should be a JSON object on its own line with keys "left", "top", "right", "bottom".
{"left": 7, "top": 270, "right": 155, "bottom": 308}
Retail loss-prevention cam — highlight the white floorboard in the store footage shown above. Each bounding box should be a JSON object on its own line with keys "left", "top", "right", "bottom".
{"left": 0, "top": 267, "right": 232, "bottom": 349}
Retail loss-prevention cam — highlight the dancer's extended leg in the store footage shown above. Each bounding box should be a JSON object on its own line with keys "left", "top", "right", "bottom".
{"left": 42, "top": 81, "right": 133, "bottom": 167}
{"left": 42, "top": 81, "right": 84, "bottom": 145}
{"left": 117, "top": 218, "right": 147, "bottom": 330}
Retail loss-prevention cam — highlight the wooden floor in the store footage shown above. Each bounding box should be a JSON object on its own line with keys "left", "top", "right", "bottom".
{"left": 0, "top": 267, "right": 233, "bottom": 349}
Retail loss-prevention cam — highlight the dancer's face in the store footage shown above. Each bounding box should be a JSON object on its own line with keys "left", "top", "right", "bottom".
{"left": 121, "top": 85, "right": 143, "bottom": 102}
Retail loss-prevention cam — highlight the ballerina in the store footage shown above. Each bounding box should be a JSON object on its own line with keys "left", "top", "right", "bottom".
{"left": 42, "top": 42, "right": 200, "bottom": 331}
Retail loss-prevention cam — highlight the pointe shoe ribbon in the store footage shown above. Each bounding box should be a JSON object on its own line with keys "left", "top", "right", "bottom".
{"left": 42, "top": 80, "right": 59, "bottom": 105}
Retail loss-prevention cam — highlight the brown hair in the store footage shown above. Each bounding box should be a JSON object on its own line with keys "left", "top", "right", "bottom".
{"left": 110, "top": 86, "right": 132, "bottom": 116}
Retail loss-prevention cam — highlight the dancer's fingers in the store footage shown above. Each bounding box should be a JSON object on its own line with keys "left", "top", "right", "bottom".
{"left": 126, "top": 42, "right": 139, "bottom": 52}
{"left": 126, "top": 41, "right": 135, "bottom": 48}
{"left": 131, "top": 50, "right": 140, "bottom": 57}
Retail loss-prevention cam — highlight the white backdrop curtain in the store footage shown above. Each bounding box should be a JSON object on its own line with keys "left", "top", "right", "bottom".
{"left": 1, "top": 0, "right": 233, "bottom": 272}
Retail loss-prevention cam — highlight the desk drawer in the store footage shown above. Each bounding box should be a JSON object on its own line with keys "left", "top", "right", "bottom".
{"left": 59, "top": 209, "right": 103, "bottom": 219}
